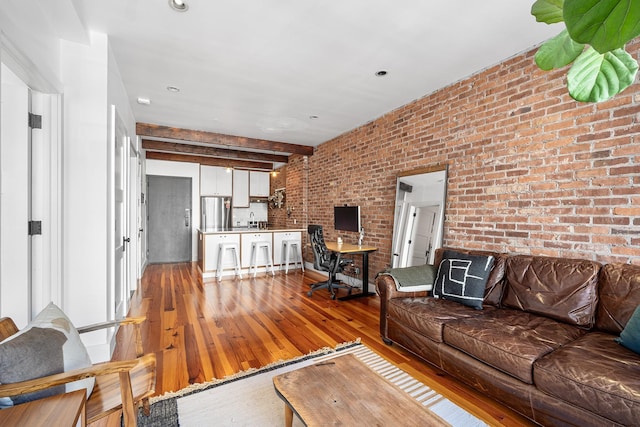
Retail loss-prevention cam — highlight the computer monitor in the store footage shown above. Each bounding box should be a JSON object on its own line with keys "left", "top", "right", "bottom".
{"left": 334, "top": 206, "right": 361, "bottom": 232}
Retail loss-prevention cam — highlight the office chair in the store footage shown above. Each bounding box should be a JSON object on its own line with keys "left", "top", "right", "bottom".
{"left": 307, "top": 225, "right": 353, "bottom": 299}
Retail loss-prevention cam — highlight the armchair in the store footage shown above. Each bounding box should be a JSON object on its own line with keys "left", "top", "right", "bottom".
{"left": 0, "top": 314, "right": 155, "bottom": 427}
{"left": 307, "top": 224, "right": 353, "bottom": 299}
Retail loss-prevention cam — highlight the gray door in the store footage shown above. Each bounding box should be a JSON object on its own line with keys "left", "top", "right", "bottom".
{"left": 147, "top": 175, "right": 192, "bottom": 263}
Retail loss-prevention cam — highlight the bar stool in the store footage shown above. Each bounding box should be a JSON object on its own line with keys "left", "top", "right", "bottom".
{"left": 281, "top": 240, "right": 304, "bottom": 274}
{"left": 217, "top": 242, "right": 242, "bottom": 281}
{"left": 249, "top": 241, "right": 275, "bottom": 277}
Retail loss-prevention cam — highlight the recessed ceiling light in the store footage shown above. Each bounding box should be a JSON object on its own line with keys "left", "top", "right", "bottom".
{"left": 375, "top": 70, "right": 388, "bottom": 77}
{"left": 166, "top": 86, "right": 180, "bottom": 93}
{"left": 169, "top": 0, "right": 188, "bottom": 12}
{"left": 137, "top": 97, "right": 151, "bottom": 105}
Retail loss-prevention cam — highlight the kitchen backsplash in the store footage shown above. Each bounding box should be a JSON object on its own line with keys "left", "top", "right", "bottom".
{"left": 233, "top": 203, "right": 268, "bottom": 227}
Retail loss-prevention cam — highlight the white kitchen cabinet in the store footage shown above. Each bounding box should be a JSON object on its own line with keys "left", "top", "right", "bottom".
{"left": 202, "top": 233, "right": 240, "bottom": 272}
{"left": 233, "top": 169, "right": 249, "bottom": 207}
{"left": 240, "top": 232, "right": 272, "bottom": 268}
{"left": 273, "top": 231, "right": 302, "bottom": 267}
{"left": 249, "top": 171, "right": 271, "bottom": 197}
{"left": 200, "top": 165, "right": 232, "bottom": 196}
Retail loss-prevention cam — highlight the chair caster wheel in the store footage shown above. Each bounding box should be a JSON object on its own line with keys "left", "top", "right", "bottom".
{"left": 331, "top": 294, "right": 337, "bottom": 300}
{"left": 307, "top": 291, "right": 313, "bottom": 297}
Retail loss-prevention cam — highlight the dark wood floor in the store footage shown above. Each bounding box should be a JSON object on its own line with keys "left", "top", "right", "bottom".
{"left": 96, "top": 262, "right": 533, "bottom": 426}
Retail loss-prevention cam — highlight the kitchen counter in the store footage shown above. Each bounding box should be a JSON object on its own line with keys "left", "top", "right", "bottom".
{"left": 199, "top": 227, "right": 306, "bottom": 234}
{"left": 197, "top": 228, "right": 305, "bottom": 278}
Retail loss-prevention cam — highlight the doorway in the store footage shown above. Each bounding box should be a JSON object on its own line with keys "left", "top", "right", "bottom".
{"left": 408, "top": 205, "right": 439, "bottom": 266}
{"left": 147, "top": 175, "right": 192, "bottom": 263}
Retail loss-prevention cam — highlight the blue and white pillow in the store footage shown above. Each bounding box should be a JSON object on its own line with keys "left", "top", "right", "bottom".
{"left": 433, "top": 250, "right": 494, "bottom": 309}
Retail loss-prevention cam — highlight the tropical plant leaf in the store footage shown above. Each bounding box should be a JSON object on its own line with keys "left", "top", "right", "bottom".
{"left": 567, "top": 47, "right": 639, "bottom": 102}
{"left": 564, "top": 0, "right": 640, "bottom": 53}
{"left": 531, "top": 0, "right": 565, "bottom": 24}
{"left": 535, "top": 30, "right": 585, "bottom": 70}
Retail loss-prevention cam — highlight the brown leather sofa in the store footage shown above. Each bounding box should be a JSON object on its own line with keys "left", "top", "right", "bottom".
{"left": 376, "top": 248, "right": 640, "bottom": 426}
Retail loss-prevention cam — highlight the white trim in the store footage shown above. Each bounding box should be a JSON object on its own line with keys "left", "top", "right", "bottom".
{"left": 0, "top": 31, "right": 62, "bottom": 93}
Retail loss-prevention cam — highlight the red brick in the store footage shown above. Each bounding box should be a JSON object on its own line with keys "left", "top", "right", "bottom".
{"left": 282, "top": 40, "right": 640, "bottom": 272}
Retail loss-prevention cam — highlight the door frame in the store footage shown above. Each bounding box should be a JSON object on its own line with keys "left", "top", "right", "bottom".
{"left": 0, "top": 60, "right": 63, "bottom": 327}
{"left": 108, "top": 105, "right": 130, "bottom": 321}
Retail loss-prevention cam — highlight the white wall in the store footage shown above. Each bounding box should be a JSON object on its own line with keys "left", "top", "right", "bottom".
{"left": 0, "top": 0, "right": 64, "bottom": 92}
{"left": 0, "top": 64, "right": 30, "bottom": 327}
{"left": 60, "top": 33, "right": 110, "bottom": 359}
{"left": 146, "top": 159, "right": 201, "bottom": 261}
{"left": 0, "top": 2, "right": 139, "bottom": 360}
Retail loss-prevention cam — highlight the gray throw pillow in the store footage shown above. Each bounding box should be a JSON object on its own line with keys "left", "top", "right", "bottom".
{"left": 433, "top": 250, "right": 494, "bottom": 310}
{"left": 0, "top": 327, "right": 67, "bottom": 405}
{"left": 0, "top": 303, "right": 94, "bottom": 408}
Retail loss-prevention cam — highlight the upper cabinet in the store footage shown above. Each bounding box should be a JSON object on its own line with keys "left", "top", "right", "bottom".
{"left": 233, "top": 169, "right": 249, "bottom": 207}
{"left": 249, "top": 171, "right": 270, "bottom": 197}
{"left": 200, "top": 165, "right": 232, "bottom": 196}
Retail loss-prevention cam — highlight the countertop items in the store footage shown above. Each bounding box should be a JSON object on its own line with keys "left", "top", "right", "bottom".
{"left": 199, "top": 227, "right": 305, "bottom": 234}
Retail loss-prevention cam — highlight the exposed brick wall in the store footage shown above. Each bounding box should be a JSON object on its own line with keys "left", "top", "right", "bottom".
{"left": 268, "top": 169, "right": 287, "bottom": 228}
{"left": 269, "top": 156, "right": 308, "bottom": 230}
{"left": 284, "top": 39, "right": 640, "bottom": 283}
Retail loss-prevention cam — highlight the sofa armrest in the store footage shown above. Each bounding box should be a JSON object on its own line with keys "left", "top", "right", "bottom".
{"left": 375, "top": 274, "right": 430, "bottom": 341}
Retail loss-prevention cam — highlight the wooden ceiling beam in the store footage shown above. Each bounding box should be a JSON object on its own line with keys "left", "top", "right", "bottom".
{"left": 146, "top": 151, "right": 273, "bottom": 170}
{"left": 142, "top": 139, "right": 288, "bottom": 163}
{"left": 137, "top": 123, "right": 314, "bottom": 156}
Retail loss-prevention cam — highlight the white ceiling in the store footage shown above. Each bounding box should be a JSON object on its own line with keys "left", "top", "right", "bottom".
{"left": 76, "top": 0, "right": 560, "bottom": 147}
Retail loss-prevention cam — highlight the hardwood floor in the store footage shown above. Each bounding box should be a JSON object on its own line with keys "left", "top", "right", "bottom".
{"left": 96, "top": 262, "right": 534, "bottom": 426}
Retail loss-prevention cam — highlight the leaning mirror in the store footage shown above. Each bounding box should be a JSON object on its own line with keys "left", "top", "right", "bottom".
{"left": 391, "top": 165, "right": 447, "bottom": 268}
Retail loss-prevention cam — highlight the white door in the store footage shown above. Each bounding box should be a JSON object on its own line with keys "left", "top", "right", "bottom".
{"left": 110, "top": 107, "right": 129, "bottom": 319}
{"left": 129, "top": 145, "right": 140, "bottom": 292}
{"left": 409, "top": 206, "right": 438, "bottom": 266}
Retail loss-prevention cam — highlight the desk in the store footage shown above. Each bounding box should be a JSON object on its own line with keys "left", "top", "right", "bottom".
{"left": 0, "top": 389, "right": 87, "bottom": 427}
{"left": 325, "top": 241, "right": 377, "bottom": 300}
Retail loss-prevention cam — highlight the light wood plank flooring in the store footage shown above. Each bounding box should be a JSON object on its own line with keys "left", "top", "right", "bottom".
{"left": 95, "top": 262, "right": 534, "bottom": 426}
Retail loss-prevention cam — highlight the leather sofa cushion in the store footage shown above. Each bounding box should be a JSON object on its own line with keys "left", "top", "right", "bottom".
{"left": 596, "top": 262, "right": 640, "bottom": 334}
{"left": 434, "top": 248, "right": 507, "bottom": 306}
{"left": 534, "top": 332, "right": 640, "bottom": 426}
{"left": 387, "top": 297, "right": 492, "bottom": 343}
{"left": 443, "top": 309, "right": 586, "bottom": 384}
{"left": 503, "top": 255, "right": 600, "bottom": 327}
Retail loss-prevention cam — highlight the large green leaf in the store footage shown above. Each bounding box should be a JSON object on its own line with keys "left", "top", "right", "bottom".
{"left": 531, "top": 0, "right": 565, "bottom": 24}
{"left": 564, "top": 0, "right": 640, "bottom": 53}
{"left": 535, "top": 30, "right": 585, "bottom": 70}
{"left": 567, "top": 47, "right": 639, "bottom": 102}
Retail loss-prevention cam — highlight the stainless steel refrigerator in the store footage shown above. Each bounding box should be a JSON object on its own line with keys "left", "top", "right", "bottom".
{"left": 201, "top": 196, "right": 232, "bottom": 230}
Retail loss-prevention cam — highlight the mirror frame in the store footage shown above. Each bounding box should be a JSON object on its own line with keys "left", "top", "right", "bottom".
{"left": 391, "top": 164, "right": 448, "bottom": 268}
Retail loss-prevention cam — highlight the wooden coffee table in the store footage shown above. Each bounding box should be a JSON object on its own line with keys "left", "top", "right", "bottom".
{"left": 272, "top": 353, "right": 448, "bottom": 426}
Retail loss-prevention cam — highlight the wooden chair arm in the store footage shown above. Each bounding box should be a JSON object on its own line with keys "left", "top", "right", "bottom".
{"left": 76, "top": 316, "right": 146, "bottom": 334}
{"left": 0, "top": 353, "right": 156, "bottom": 427}
{"left": 0, "top": 359, "right": 138, "bottom": 398}
{"left": 77, "top": 316, "right": 146, "bottom": 357}
{"left": 0, "top": 317, "right": 19, "bottom": 341}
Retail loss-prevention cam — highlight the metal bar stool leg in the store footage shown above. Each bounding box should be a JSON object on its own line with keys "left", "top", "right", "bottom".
{"left": 264, "top": 243, "right": 275, "bottom": 276}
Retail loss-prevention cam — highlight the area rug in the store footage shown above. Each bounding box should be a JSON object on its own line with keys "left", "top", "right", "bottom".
{"left": 136, "top": 341, "right": 487, "bottom": 426}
